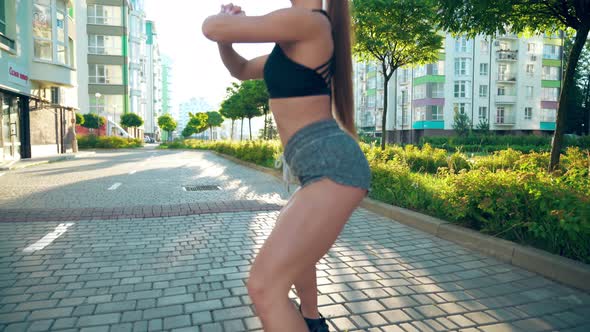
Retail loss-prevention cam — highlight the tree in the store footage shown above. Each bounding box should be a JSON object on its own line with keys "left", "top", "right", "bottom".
{"left": 205, "top": 111, "right": 224, "bottom": 140}
{"left": 564, "top": 36, "right": 590, "bottom": 135}
{"left": 437, "top": 0, "right": 590, "bottom": 170}
{"left": 120, "top": 113, "right": 144, "bottom": 140}
{"left": 220, "top": 83, "right": 243, "bottom": 140}
{"left": 158, "top": 114, "right": 177, "bottom": 141}
{"left": 75, "top": 113, "right": 85, "bottom": 126}
{"left": 82, "top": 113, "right": 105, "bottom": 136}
{"left": 187, "top": 112, "right": 209, "bottom": 137}
{"left": 236, "top": 80, "right": 265, "bottom": 140}
{"left": 258, "top": 115, "right": 278, "bottom": 140}
{"left": 182, "top": 126, "right": 195, "bottom": 138}
{"left": 352, "top": 0, "right": 443, "bottom": 150}
{"left": 453, "top": 111, "right": 472, "bottom": 137}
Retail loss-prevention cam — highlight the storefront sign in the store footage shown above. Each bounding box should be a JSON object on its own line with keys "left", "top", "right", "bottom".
{"left": 8, "top": 63, "right": 29, "bottom": 87}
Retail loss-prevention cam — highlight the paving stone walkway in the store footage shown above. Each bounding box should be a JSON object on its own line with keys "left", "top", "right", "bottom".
{"left": 1, "top": 150, "right": 589, "bottom": 331}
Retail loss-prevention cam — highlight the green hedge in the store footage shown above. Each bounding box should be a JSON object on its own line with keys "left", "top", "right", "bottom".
{"left": 77, "top": 135, "right": 143, "bottom": 149}
{"left": 421, "top": 134, "right": 590, "bottom": 152}
{"left": 159, "top": 139, "right": 282, "bottom": 168}
{"left": 168, "top": 139, "right": 590, "bottom": 263}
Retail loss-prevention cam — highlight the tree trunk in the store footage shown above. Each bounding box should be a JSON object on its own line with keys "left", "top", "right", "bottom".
{"left": 380, "top": 63, "right": 391, "bottom": 150}
{"left": 263, "top": 112, "right": 268, "bottom": 140}
{"left": 248, "top": 117, "right": 252, "bottom": 140}
{"left": 210, "top": 127, "right": 213, "bottom": 140}
{"left": 240, "top": 118, "right": 244, "bottom": 141}
{"left": 231, "top": 120, "right": 235, "bottom": 140}
{"left": 550, "top": 27, "right": 589, "bottom": 170}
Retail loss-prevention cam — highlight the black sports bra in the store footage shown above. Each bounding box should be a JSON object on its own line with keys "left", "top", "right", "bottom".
{"left": 263, "top": 9, "right": 334, "bottom": 99}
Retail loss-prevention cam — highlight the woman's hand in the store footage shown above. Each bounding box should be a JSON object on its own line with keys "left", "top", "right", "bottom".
{"left": 220, "top": 3, "right": 246, "bottom": 16}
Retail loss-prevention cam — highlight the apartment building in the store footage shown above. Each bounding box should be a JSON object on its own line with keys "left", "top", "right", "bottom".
{"left": 145, "top": 20, "right": 162, "bottom": 140}
{"left": 354, "top": 32, "right": 564, "bottom": 144}
{"left": 1, "top": 0, "right": 78, "bottom": 162}
{"left": 78, "top": 0, "right": 150, "bottom": 138}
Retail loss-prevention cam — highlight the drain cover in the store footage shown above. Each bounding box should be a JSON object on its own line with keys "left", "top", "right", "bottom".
{"left": 183, "top": 185, "right": 221, "bottom": 191}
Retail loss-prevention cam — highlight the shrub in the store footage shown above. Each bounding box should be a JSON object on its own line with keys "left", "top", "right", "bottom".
{"left": 77, "top": 135, "right": 142, "bottom": 149}
{"left": 161, "top": 139, "right": 283, "bottom": 168}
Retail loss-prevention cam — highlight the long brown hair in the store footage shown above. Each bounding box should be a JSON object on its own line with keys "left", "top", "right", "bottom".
{"left": 327, "top": 0, "right": 356, "bottom": 138}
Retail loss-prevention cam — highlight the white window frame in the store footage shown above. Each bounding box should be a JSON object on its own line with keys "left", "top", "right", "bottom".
{"left": 33, "top": 0, "right": 71, "bottom": 65}
{"left": 498, "top": 86, "right": 506, "bottom": 96}
{"left": 455, "top": 36, "right": 469, "bottom": 53}
{"left": 478, "top": 106, "right": 488, "bottom": 120}
{"left": 526, "top": 86, "right": 534, "bottom": 98}
{"left": 480, "top": 40, "right": 489, "bottom": 54}
{"left": 480, "top": 63, "right": 489, "bottom": 76}
{"left": 526, "top": 64, "right": 535, "bottom": 76}
{"left": 89, "top": 64, "right": 123, "bottom": 85}
{"left": 528, "top": 43, "right": 536, "bottom": 53}
{"left": 0, "top": 0, "right": 6, "bottom": 35}
{"left": 454, "top": 81, "right": 468, "bottom": 98}
{"left": 454, "top": 58, "right": 469, "bottom": 76}
{"left": 432, "top": 105, "right": 443, "bottom": 120}
{"left": 496, "top": 107, "right": 506, "bottom": 123}
{"left": 479, "top": 85, "right": 488, "bottom": 98}
{"left": 87, "top": 4, "right": 122, "bottom": 26}
{"left": 454, "top": 103, "right": 467, "bottom": 114}
{"left": 88, "top": 34, "right": 122, "bottom": 55}
{"left": 524, "top": 107, "right": 533, "bottom": 120}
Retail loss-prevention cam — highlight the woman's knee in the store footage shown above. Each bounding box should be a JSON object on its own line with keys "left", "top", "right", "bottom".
{"left": 247, "top": 268, "right": 290, "bottom": 307}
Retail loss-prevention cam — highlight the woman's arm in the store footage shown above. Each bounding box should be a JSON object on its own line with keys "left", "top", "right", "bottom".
{"left": 202, "top": 7, "right": 328, "bottom": 44}
{"left": 218, "top": 43, "right": 268, "bottom": 80}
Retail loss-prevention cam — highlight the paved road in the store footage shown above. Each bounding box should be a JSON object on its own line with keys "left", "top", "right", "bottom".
{"left": 1, "top": 148, "right": 589, "bottom": 332}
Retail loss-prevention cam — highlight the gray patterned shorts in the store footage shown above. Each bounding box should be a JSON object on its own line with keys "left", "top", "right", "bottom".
{"left": 283, "top": 119, "right": 371, "bottom": 192}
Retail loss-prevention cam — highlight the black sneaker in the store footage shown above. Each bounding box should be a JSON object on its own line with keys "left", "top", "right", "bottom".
{"left": 303, "top": 315, "right": 330, "bottom": 332}
{"left": 299, "top": 305, "right": 330, "bottom": 332}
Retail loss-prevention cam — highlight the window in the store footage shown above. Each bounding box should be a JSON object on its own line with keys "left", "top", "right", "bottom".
{"left": 528, "top": 43, "right": 536, "bottom": 53}
{"left": 480, "top": 40, "right": 489, "bottom": 54}
{"left": 88, "top": 35, "right": 122, "bottom": 55}
{"left": 480, "top": 63, "right": 489, "bottom": 76}
{"left": 32, "top": 0, "right": 71, "bottom": 65}
{"left": 455, "top": 36, "right": 470, "bottom": 53}
{"left": 89, "top": 94, "right": 124, "bottom": 121}
{"left": 498, "top": 64, "right": 509, "bottom": 80}
{"left": 33, "top": 0, "right": 53, "bottom": 61}
{"left": 431, "top": 106, "right": 443, "bottom": 120}
{"left": 479, "top": 106, "right": 488, "bottom": 120}
{"left": 0, "top": 0, "right": 6, "bottom": 35}
{"left": 454, "top": 81, "right": 468, "bottom": 98}
{"left": 496, "top": 107, "right": 506, "bottom": 123}
{"left": 543, "top": 45, "right": 561, "bottom": 60}
{"left": 88, "top": 4, "right": 122, "bottom": 26}
{"left": 479, "top": 85, "right": 488, "bottom": 98}
{"left": 454, "top": 103, "right": 467, "bottom": 114}
{"left": 430, "top": 61, "right": 445, "bottom": 75}
{"left": 367, "top": 77, "right": 376, "bottom": 89}
{"left": 413, "top": 65, "right": 426, "bottom": 78}
{"left": 89, "top": 64, "right": 123, "bottom": 84}
{"left": 498, "top": 86, "right": 506, "bottom": 96}
{"left": 526, "top": 64, "right": 535, "bottom": 76}
{"left": 524, "top": 107, "right": 533, "bottom": 120}
{"left": 414, "top": 85, "right": 426, "bottom": 100}
{"left": 541, "top": 87, "right": 559, "bottom": 101}
{"left": 542, "top": 66, "right": 560, "bottom": 80}
{"left": 499, "top": 41, "right": 509, "bottom": 50}
{"left": 414, "top": 106, "right": 426, "bottom": 121}
{"left": 541, "top": 108, "right": 557, "bottom": 122}
{"left": 431, "top": 83, "right": 444, "bottom": 98}
{"left": 526, "top": 86, "right": 534, "bottom": 98}
{"left": 454, "top": 58, "right": 470, "bottom": 76}
{"left": 367, "top": 94, "right": 376, "bottom": 108}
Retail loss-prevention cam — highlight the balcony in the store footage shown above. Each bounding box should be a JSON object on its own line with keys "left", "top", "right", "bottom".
{"left": 495, "top": 112, "right": 516, "bottom": 126}
{"left": 497, "top": 50, "right": 518, "bottom": 61}
{"left": 497, "top": 75, "right": 517, "bottom": 83}
{"left": 497, "top": 33, "right": 518, "bottom": 39}
{"left": 495, "top": 94, "right": 517, "bottom": 104}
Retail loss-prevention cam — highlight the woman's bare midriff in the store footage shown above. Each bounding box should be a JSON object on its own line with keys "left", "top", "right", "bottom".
{"left": 270, "top": 95, "right": 334, "bottom": 148}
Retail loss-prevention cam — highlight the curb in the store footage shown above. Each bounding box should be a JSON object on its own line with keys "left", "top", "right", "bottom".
{"left": 360, "top": 198, "right": 590, "bottom": 292}
{"left": 0, "top": 152, "right": 96, "bottom": 171}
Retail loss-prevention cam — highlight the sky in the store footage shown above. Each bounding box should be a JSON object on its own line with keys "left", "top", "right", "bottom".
{"left": 144, "top": 0, "right": 291, "bottom": 110}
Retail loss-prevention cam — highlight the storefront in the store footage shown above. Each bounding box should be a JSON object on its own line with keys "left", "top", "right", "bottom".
{"left": 1, "top": 86, "right": 77, "bottom": 162}
{"left": 0, "top": 87, "right": 29, "bottom": 161}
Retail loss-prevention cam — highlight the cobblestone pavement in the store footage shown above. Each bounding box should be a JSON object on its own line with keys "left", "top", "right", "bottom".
{"left": 1, "top": 149, "right": 589, "bottom": 331}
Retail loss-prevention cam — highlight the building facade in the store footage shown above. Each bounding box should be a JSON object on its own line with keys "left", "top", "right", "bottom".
{"left": 78, "top": 0, "right": 150, "bottom": 139}
{"left": 145, "top": 20, "right": 162, "bottom": 140}
{"left": 1, "top": 0, "right": 77, "bottom": 162}
{"left": 354, "top": 32, "right": 563, "bottom": 144}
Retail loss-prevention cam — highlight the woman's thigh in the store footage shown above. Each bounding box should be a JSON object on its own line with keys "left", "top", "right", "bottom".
{"left": 249, "top": 178, "right": 366, "bottom": 291}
